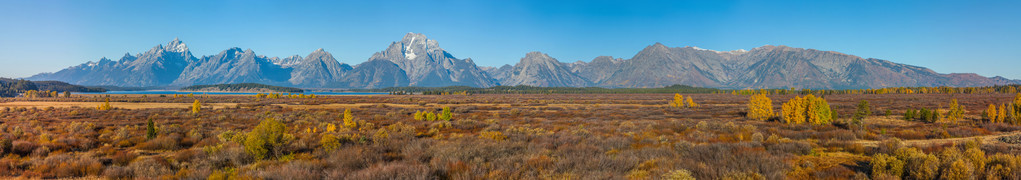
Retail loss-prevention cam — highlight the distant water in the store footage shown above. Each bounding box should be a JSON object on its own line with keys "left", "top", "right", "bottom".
{"left": 76, "top": 91, "right": 387, "bottom": 95}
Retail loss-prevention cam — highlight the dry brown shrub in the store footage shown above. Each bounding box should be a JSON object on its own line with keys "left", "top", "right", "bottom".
{"left": 33, "top": 153, "right": 103, "bottom": 178}
{"left": 343, "top": 161, "right": 432, "bottom": 180}
{"left": 110, "top": 151, "right": 138, "bottom": 166}
{"left": 173, "top": 148, "right": 198, "bottom": 163}
{"left": 325, "top": 146, "right": 383, "bottom": 171}
{"left": 128, "top": 156, "right": 174, "bottom": 179}
{"left": 11, "top": 140, "right": 38, "bottom": 155}
{"left": 103, "top": 165, "right": 133, "bottom": 179}
{"left": 137, "top": 135, "right": 180, "bottom": 150}
{"left": 253, "top": 160, "right": 325, "bottom": 179}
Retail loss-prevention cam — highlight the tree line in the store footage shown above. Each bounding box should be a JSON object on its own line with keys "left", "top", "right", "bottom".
{"left": 361, "top": 84, "right": 720, "bottom": 95}
{"left": 0, "top": 78, "right": 106, "bottom": 97}
{"left": 180, "top": 83, "right": 304, "bottom": 93}
{"left": 725, "top": 84, "right": 1021, "bottom": 95}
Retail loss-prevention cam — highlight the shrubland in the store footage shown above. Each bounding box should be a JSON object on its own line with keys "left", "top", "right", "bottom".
{"left": 0, "top": 92, "right": 1017, "bottom": 179}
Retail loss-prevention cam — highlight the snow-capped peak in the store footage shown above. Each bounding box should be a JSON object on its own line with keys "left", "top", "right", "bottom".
{"left": 690, "top": 46, "right": 721, "bottom": 53}
{"left": 689, "top": 46, "right": 748, "bottom": 54}
{"left": 404, "top": 36, "right": 417, "bottom": 60}
{"left": 167, "top": 38, "right": 188, "bottom": 53}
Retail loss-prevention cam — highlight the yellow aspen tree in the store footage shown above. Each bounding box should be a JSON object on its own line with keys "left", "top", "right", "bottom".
{"left": 946, "top": 99, "right": 964, "bottom": 123}
{"left": 782, "top": 96, "right": 807, "bottom": 124}
{"left": 810, "top": 97, "right": 833, "bottom": 125}
{"left": 1009, "top": 103, "right": 1019, "bottom": 125}
{"left": 413, "top": 111, "right": 424, "bottom": 121}
{"left": 747, "top": 94, "right": 774, "bottom": 121}
{"left": 439, "top": 106, "right": 452, "bottom": 121}
{"left": 192, "top": 100, "right": 202, "bottom": 114}
{"left": 984, "top": 104, "right": 997, "bottom": 123}
{"left": 670, "top": 93, "right": 683, "bottom": 108}
{"left": 685, "top": 96, "right": 698, "bottom": 108}
{"left": 1012, "top": 93, "right": 1021, "bottom": 124}
{"left": 795, "top": 96, "right": 808, "bottom": 124}
{"left": 805, "top": 95, "right": 820, "bottom": 124}
{"left": 998, "top": 104, "right": 1007, "bottom": 124}
{"left": 781, "top": 97, "right": 795, "bottom": 124}
{"left": 343, "top": 108, "right": 356, "bottom": 128}
{"left": 426, "top": 112, "right": 437, "bottom": 121}
{"left": 98, "top": 98, "right": 113, "bottom": 110}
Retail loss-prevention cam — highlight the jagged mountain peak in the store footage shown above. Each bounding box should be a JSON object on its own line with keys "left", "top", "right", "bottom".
{"left": 638, "top": 43, "right": 671, "bottom": 55}
{"left": 396, "top": 32, "right": 442, "bottom": 60}
{"left": 525, "top": 51, "right": 547, "bottom": 57}
{"left": 402, "top": 32, "right": 426, "bottom": 41}
{"left": 225, "top": 47, "right": 243, "bottom": 52}
{"left": 521, "top": 51, "right": 556, "bottom": 63}
{"left": 308, "top": 48, "right": 331, "bottom": 56}
{"left": 288, "top": 48, "right": 351, "bottom": 87}
{"left": 368, "top": 32, "right": 498, "bottom": 87}
{"left": 591, "top": 56, "right": 623, "bottom": 64}
{"left": 498, "top": 52, "right": 591, "bottom": 87}
{"left": 752, "top": 45, "right": 795, "bottom": 52}
{"left": 25, "top": 34, "right": 1021, "bottom": 89}
{"left": 167, "top": 38, "right": 188, "bottom": 53}
{"left": 303, "top": 49, "right": 338, "bottom": 63}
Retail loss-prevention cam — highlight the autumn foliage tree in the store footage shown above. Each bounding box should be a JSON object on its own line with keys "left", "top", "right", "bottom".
{"left": 781, "top": 96, "right": 806, "bottom": 124}
{"left": 780, "top": 94, "right": 833, "bottom": 125}
{"left": 1009, "top": 93, "right": 1021, "bottom": 124}
{"left": 685, "top": 97, "right": 698, "bottom": 108}
{"left": 747, "top": 94, "right": 774, "bottom": 121}
{"left": 439, "top": 106, "right": 452, "bottom": 121}
{"left": 1001, "top": 104, "right": 1010, "bottom": 125}
{"left": 244, "top": 117, "right": 291, "bottom": 160}
{"left": 670, "top": 93, "right": 684, "bottom": 108}
{"left": 191, "top": 100, "right": 202, "bottom": 114}
{"left": 945, "top": 99, "right": 964, "bottom": 123}
{"left": 426, "top": 111, "right": 438, "bottom": 121}
{"left": 413, "top": 111, "right": 424, "bottom": 121}
{"left": 670, "top": 94, "right": 698, "bottom": 108}
{"left": 342, "top": 108, "right": 356, "bottom": 128}
{"left": 97, "top": 98, "right": 113, "bottom": 110}
{"left": 983, "top": 104, "right": 998, "bottom": 123}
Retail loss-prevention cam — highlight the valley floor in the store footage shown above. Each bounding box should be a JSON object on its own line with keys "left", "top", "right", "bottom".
{"left": 0, "top": 93, "right": 1019, "bottom": 179}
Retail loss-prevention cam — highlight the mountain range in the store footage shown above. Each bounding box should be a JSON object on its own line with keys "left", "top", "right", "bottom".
{"left": 27, "top": 33, "right": 1021, "bottom": 89}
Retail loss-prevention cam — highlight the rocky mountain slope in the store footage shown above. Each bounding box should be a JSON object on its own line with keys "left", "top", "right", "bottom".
{"left": 557, "top": 44, "right": 1021, "bottom": 89}
{"left": 368, "top": 33, "right": 498, "bottom": 87}
{"left": 494, "top": 52, "right": 591, "bottom": 87}
{"left": 288, "top": 49, "right": 352, "bottom": 87}
{"left": 27, "top": 34, "right": 1020, "bottom": 89}
{"left": 172, "top": 48, "right": 290, "bottom": 86}
{"left": 29, "top": 38, "right": 195, "bottom": 87}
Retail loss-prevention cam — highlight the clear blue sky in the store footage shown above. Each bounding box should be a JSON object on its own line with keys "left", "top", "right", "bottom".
{"left": 1, "top": 0, "right": 1019, "bottom": 79}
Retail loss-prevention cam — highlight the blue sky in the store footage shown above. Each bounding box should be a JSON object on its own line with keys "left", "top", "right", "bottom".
{"left": 1, "top": 0, "right": 1020, "bottom": 79}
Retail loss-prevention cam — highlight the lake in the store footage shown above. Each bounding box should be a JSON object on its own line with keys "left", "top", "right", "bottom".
{"left": 75, "top": 91, "right": 388, "bottom": 95}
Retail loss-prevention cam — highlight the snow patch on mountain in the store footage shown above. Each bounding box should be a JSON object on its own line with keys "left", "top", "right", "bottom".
{"left": 404, "top": 36, "right": 417, "bottom": 60}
